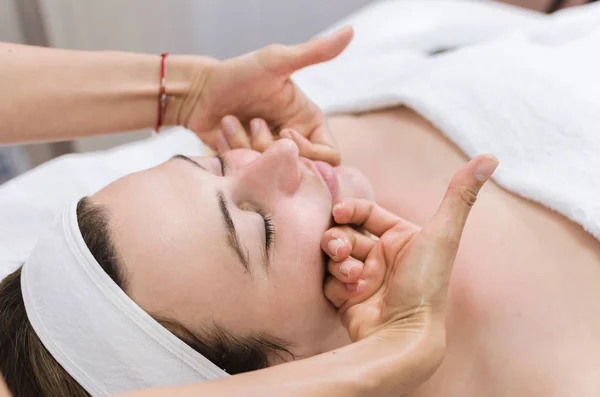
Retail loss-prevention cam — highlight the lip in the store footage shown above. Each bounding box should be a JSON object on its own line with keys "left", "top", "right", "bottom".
{"left": 313, "top": 161, "right": 340, "bottom": 204}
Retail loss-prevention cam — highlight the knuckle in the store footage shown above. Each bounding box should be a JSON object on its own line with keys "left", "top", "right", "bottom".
{"left": 451, "top": 185, "right": 478, "bottom": 208}
{"left": 323, "top": 280, "right": 343, "bottom": 306}
{"left": 439, "top": 234, "right": 459, "bottom": 253}
{"left": 263, "top": 44, "right": 286, "bottom": 60}
{"left": 358, "top": 200, "right": 374, "bottom": 227}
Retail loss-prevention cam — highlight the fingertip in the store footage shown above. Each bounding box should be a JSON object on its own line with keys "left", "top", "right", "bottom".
{"left": 250, "top": 118, "right": 262, "bottom": 136}
{"left": 319, "top": 25, "right": 354, "bottom": 62}
{"left": 345, "top": 280, "right": 364, "bottom": 294}
{"left": 220, "top": 115, "right": 238, "bottom": 134}
{"left": 289, "top": 128, "right": 311, "bottom": 144}
{"left": 280, "top": 129, "right": 293, "bottom": 140}
{"left": 340, "top": 260, "right": 363, "bottom": 282}
{"left": 283, "top": 129, "right": 314, "bottom": 155}
{"left": 220, "top": 115, "right": 250, "bottom": 149}
{"left": 473, "top": 154, "right": 499, "bottom": 183}
{"left": 323, "top": 276, "right": 350, "bottom": 309}
{"left": 250, "top": 119, "right": 274, "bottom": 152}
{"left": 332, "top": 201, "right": 347, "bottom": 222}
{"left": 333, "top": 25, "right": 354, "bottom": 44}
{"left": 215, "top": 131, "right": 230, "bottom": 153}
{"left": 326, "top": 237, "right": 349, "bottom": 261}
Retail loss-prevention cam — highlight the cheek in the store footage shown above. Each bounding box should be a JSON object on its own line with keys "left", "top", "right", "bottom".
{"left": 274, "top": 199, "right": 331, "bottom": 285}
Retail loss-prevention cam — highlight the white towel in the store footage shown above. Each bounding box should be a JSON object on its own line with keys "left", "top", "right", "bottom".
{"left": 294, "top": 1, "right": 600, "bottom": 239}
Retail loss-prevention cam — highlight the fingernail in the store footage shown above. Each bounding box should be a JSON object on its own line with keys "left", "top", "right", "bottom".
{"left": 332, "top": 202, "right": 344, "bottom": 218}
{"left": 474, "top": 157, "right": 498, "bottom": 182}
{"left": 250, "top": 119, "right": 261, "bottom": 136}
{"left": 345, "top": 281, "right": 361, "bottom": 293}
{"left": 222, "top": 117, "right": 237, "bottom": 137}
{"left": 280, "top": 129, "right": 292, "bottom": 140}
{"left": 340, "top": 261, "right": 355, "bottom": 277}
{"left": 327, "top": 238, "right": 345, "bottom": 261}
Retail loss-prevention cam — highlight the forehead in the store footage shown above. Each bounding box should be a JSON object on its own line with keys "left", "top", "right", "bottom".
{"left": 90, "top": 161, "right": 233, "bottom": 297}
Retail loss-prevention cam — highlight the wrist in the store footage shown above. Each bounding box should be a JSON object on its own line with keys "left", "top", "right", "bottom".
{"left": 163, "top": 55, "right": 217, "bottom": 128}
{"left": 363, "top": 320, "right": 446, "bottom": 394}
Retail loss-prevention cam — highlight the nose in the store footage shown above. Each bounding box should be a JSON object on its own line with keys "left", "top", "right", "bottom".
{"left": 234, "top": 139, "right": 302, "bottom": 198}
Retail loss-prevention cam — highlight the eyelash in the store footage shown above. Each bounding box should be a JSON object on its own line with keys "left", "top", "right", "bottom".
{"left": 258, "top": 209, "right": 275, "bottom": 250}
{"left": 217, "top": 154, "right": 274, "bottom": 250}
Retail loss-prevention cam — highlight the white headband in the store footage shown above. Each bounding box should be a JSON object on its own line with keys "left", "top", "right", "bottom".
{"left": 21, "top": 199, "right": 228, "bottom": 397}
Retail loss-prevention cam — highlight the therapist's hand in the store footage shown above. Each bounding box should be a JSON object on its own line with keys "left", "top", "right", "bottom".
{"left": 321, "top": 155, "right": 498, "bottom": 380}
{"left": 181, "top": 27, "right": 353, "bottom": 166}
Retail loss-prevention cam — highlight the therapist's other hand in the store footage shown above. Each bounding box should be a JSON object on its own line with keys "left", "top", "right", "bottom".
{"left": 213, "top": 115, "right": 338, "bottom": 165}
{"left": 183, "top": 27, "right": 353, "bottom": 166}
{"left": 322, "top": 154, "right": 498, "bottom": 346}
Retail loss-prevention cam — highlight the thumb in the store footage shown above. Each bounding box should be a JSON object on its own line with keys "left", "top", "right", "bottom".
{"left": 418, "top": 154, "right": 498, "bottom": 295}
{"left": 265, "top": 26, "right": 354, "bottom": 75}
{"left": 424, "top": 155, "right": 498, "bottom": 245}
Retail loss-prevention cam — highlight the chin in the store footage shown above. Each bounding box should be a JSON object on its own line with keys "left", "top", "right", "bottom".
{"left": 335, "top": 166, "right": 375, "bottom": 201}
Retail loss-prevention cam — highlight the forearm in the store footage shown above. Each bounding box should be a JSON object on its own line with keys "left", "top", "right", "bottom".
{"left": 0, "top": 375, "right": 10, "bottom": 397}
{"left": 0, "top": 43, "right": 207, "bottom": 144}
{"left": 119, "top": 335, "right": 434, "bottom": 397}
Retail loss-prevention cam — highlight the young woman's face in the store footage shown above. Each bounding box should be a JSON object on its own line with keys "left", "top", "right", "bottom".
{"left": 91, "top": 140, "right": 373, "bottom": 360}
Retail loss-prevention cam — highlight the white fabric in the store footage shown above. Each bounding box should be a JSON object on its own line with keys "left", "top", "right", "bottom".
{"left": 294, "top": 0, "right": 600, "bottom": 239}
{"left": 21, "top": 200, "right": 227, "bottom": 396}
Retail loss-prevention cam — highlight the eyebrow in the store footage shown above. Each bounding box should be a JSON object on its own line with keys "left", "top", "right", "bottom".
{"left": 171, "top": 155, "right": 251, "bottom": 274}
{"left": 171, "top": 154, "right": 208, "bottom": 171}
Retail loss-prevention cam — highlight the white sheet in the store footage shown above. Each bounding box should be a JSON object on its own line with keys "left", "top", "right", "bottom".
{"left": 294, "top": 0, "right": 600, "bottom": 239}
{"left": 4, "top": 0, "right": 597, "bottom": 280}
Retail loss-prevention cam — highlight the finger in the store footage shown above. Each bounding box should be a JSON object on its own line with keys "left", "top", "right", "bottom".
{"left": 422, "top": 154, "right": 499, "bottom": 254}
{"left": 324, "top": 275, "right": 365, "bottom": 309}
{"left": 332, "top": 198, "right": 418, "bottom": 238}
{"left": 321, "top": 226, "right": 376, "bottom": 262}
{"left": 215, "top": 131, "right": 231, "bottom": 153}
{"left": 262, "top": 26, "right": 354, "bottom": 75}
{"left": 328, "top": 257, "right": 364, "bottom": 284}
{"left": 280, "top": 128, "right": 340, "bottom": 165}
{"left": 325, "top": 253, "right": 385, "bottom": 311}
{"left": 221, "top": 115, "right": 251, "bottom": 149}
{"left": 250, "top": 118, "right": 274, "bottom": 152}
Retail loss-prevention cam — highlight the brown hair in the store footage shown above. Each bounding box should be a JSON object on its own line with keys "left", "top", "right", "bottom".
{"left": 0, "top": 198, "right": 291, "bottom": 396}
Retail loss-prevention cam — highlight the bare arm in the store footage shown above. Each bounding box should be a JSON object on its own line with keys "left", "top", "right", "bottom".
{"left": 119, "top": 336, "right": 438, "bottom": 397}
{"left": 0, "top": 375, "right": 10, "bottom": 397}
{"left": 0, "top": 29, "right": 353, "bottom": 165}
{"left": 0, "top": 42, "right": 204, "bottom": 144}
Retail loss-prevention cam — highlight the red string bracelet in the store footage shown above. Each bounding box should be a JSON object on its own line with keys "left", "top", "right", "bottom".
{"left": 155, "top": 52, "right": 169, "bottom": 132}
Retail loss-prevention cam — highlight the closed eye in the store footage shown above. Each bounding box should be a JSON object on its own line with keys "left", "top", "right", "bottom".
{"left": 216, "top": 154, "right": 274, "bottom": 263}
